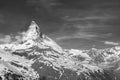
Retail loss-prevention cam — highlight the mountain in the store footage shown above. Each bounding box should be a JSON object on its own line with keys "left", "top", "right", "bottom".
{"left": 0, "top": 21, "right": 118, "bottom": 80}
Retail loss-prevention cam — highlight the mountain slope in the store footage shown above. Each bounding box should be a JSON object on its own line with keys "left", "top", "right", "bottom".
{"left": 0, "top": 21, "right": 117, "bottom": 80}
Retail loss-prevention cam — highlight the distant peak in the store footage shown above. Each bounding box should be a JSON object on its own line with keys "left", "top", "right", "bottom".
{"left": 22, "top": 21, "right": 41, "bottom": 41}
{"left": 30, "top": 21, "right": 40, "bottom": 31}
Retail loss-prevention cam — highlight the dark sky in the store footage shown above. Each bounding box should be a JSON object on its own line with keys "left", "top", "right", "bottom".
{"left": 0, "top": 0, "right": 120, "bottom": 49}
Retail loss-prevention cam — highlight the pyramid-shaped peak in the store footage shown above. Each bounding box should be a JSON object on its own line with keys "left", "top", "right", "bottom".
{"left": 22, "top": 21, "right": 41, "bottom": 41}
{"left": 28, "top": 21, "right": 40, "bottom": 34}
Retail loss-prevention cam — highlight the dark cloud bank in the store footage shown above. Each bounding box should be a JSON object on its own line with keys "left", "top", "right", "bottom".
{"left": 0, "top": 0, "right": 120, "bottom": 49}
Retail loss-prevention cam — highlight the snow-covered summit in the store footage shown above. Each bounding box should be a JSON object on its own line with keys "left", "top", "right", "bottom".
{"left": 22, "top": 21, "right": 40, "bottom": 41}
{"left": 0, "top": 21, "right": 63, "bottom": 53}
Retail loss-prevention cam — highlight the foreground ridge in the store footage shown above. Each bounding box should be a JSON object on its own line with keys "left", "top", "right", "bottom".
{"left": 0, "top": 21, "right": 118, "bottom": 80}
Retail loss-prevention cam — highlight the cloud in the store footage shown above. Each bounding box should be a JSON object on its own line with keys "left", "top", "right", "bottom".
{"left": 0, "top": 33, "right": 23, "bottom": 44}
{"left": 104, "top": 41, "right": 119, "bottom": 46}
{"left": 56, "top": 32, "right": 97, "bottom": 41}
{"left": 62, "top": 16, "right": 114, "bottom": 22}
{"left": 54, "top": 23, "right": 112, "bottom": 42}
{"left": 0, "top": 35, "right": 11, "bottom": 43}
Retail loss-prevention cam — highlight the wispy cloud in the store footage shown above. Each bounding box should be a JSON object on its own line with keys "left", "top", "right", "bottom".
{"left": 104, "top": 41, "right": 119, "bottom": 46}
{"left": 56, "top": 32, "right": 97, "bottom": 41}
{"left": 0, "top": 35, "right": 11, "bottom": 43}
{"left": 0, "top": 33, "right": 23, "bottom": 44}
{"left": 62, "top": 15, "right": 116, "bottom": 22}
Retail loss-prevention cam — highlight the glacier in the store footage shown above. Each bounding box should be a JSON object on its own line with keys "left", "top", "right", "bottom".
{"left": 0, "top": 21, "right": 119, "bottom": 80}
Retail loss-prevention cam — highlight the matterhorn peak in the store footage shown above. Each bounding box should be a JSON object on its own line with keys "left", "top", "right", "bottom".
{"left": 22, "top": 21, "right": 41, "bottom": 41}
{"left": 0, "top": 21, "right": 63, "bottom": 53}
{"left": 22, "top": 21, "right": 63, "bottom": 53}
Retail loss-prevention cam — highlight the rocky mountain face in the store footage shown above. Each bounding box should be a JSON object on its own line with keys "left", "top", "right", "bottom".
{"left": 0, "top": 21, "right": 119, "bottom": 80}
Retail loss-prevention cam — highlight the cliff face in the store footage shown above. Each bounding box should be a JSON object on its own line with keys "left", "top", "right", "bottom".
{"left": 0, "top": 21, "right": 118, "bottom": 80}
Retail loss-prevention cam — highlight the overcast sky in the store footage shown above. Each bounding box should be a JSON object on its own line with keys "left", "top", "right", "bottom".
{"left": 0, "top": 0, "right": 120, "bottom": 49}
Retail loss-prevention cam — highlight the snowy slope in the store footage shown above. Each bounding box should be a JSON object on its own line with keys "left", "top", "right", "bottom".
{"left": 0, "top": 21, "right": 117, "bottom": 80}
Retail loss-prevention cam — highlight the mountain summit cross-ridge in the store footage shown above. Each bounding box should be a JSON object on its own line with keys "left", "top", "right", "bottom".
{"left": 0, "top": 21, "right": 119, "bottom": 80}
